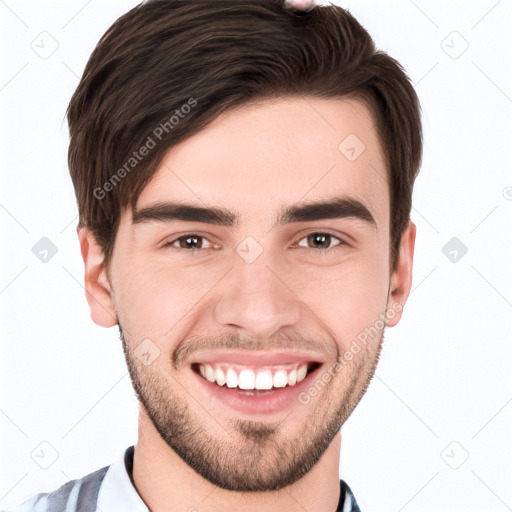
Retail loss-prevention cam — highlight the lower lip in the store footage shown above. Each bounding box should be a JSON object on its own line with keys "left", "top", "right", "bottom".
{"left": 191, "top": 364, "right": 322, "bottom": 416}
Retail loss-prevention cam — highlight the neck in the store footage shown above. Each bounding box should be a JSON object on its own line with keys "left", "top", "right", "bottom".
{"left": 132, "top": 412, "right": 342, "bottom": 512}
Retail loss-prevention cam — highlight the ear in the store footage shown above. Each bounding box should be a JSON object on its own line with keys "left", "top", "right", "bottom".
{"left": 77, "top": 227, "right": 118, "bottom": 328}
{"left": 385, "top": 220, "right": 416, "bottom": 327}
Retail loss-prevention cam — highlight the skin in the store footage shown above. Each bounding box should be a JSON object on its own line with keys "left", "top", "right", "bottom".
{"left": 79, "top": 97, "right": 415, "bottom": 512}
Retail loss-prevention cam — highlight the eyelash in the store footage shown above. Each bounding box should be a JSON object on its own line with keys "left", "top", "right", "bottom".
{"left": 162, "top": 232, "right": 347, "bottom": 255}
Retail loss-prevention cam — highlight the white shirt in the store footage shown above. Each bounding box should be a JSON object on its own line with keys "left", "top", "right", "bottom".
{"left": 1, "top": 446, "right": 148, "bottom": 512}
{"left": 2, "top": 445, "right": 359, "bottom": 511}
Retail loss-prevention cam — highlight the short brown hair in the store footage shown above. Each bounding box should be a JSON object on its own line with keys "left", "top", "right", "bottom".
{"left": 67, "top": 0, "right": 422, "bottom": 272}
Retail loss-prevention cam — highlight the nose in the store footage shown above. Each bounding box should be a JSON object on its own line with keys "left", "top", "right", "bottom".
{"left": 214, "top": 248, "right": 301, "bottom": 340}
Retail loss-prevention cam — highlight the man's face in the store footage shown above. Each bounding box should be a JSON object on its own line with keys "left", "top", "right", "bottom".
{"left": 84, "top": 97, "right": 414, "bottom": 492}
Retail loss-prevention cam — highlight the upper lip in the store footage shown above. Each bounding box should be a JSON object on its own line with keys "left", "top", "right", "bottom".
{"left": 191, "top": 349, "right": 327, "bottom": 367}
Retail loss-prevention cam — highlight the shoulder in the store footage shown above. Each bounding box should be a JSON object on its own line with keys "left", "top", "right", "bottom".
{"left": 1, "top": 465, "right": 109, "bottom": 512}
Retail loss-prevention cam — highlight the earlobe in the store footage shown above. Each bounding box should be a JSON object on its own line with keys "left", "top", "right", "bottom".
{"left": 385, "top": 221, "right": 416, "bottom": 327}
{"left": 78, "top": 227, "right": 118, "bottom": 328}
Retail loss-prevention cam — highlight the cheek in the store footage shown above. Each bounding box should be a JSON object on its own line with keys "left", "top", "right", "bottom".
{"left": 112, "top": 259, "right": 214, "bottom": 338}
{"left": 112, "top": 237, "right": 390, "bottom": 350}
{"left": 294, "top": 249, "right": 389, "bottom": 351}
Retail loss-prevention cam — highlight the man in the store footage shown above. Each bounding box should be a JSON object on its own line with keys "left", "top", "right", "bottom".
{"left": 3, "top": 0, "right": 422, "bottom": 510}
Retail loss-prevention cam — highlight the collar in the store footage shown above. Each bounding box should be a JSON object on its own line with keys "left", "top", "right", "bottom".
{"left": 97, "top": 445, "right": 358, "bottom": 511}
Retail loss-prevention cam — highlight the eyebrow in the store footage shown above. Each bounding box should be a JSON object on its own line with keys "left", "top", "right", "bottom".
{"left": 131, "top": 196, "right": 377, "bottom": 230}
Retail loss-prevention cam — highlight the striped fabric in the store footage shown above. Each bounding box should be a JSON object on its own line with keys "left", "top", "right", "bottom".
{"left": 1, "top": 466, "right": 109, "bottom": 512}
{"left": 2, "top": 446, "right": 361, "bottom": 511}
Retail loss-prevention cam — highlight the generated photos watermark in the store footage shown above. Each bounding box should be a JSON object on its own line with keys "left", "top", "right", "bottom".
{"left": 298, "top": 301, "right": 403, "bottom": 405}
{"left": 93, "top": 97, "right": 197, "bottom": 200}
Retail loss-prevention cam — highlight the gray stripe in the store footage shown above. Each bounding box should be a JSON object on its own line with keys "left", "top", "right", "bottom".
{"left": 47, "top": 480, "right": 76, "bottom": 512}
{"left": 75, "top": 466, "right": 109, "bottom": 512}
{"left": 65, "top": 481, "right": 81, "bottom": 512}
{"left": 28, "top": 465, "right": 110, "bottom": 512}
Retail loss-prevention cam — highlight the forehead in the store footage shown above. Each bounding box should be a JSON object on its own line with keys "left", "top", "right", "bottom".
{"left": 134, "top": 96, "right": 389, "bottom": 228}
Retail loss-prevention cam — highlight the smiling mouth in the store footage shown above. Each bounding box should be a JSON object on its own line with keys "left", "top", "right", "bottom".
{"left": 191, "top": 361, "right": 322, "bottom": 395}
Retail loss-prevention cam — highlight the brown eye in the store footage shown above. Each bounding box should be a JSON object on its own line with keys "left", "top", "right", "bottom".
{"left": 163, "top": 234, "right": 219, "bottom": 252}
{"left": 296, "top": 233, "right": 343, "bottom": 251}
{"left": 177, "top": 235, "right": 203, "bottom": 249}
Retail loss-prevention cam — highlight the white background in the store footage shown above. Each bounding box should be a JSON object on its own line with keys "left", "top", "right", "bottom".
{"left": 1, "top": 1, "right": 511, "bottom": 511}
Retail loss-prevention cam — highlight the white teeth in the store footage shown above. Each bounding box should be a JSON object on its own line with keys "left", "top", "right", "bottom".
{"left": 198, "top": 362, "right": 314, "bottom": 390}
{"left": 214, "top": 367, "right": 226, "bottom": 386}
{"left": 272, "top": 369, "right": 288, "bottom": 388}
{"left": 255, "top": 369, "right": 273, "bottom": 390}
{"left": 287, "top": 369, "right": 298, "bottom": 386}
{"left": 297, "top": 364, "right": 308, "bottom": 383}
{"left": 205, "top": 364, "right": 215, "bottom": 383}
{"left": 238, "top": 369, "right": 255, "bottom": 390}
{"left": 226, "top": 367, "right": 238, "bottom": 388}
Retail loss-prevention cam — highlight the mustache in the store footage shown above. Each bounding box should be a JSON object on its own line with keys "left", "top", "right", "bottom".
{"left": 172, "top": 331, "right": 332, "bottom": 370}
